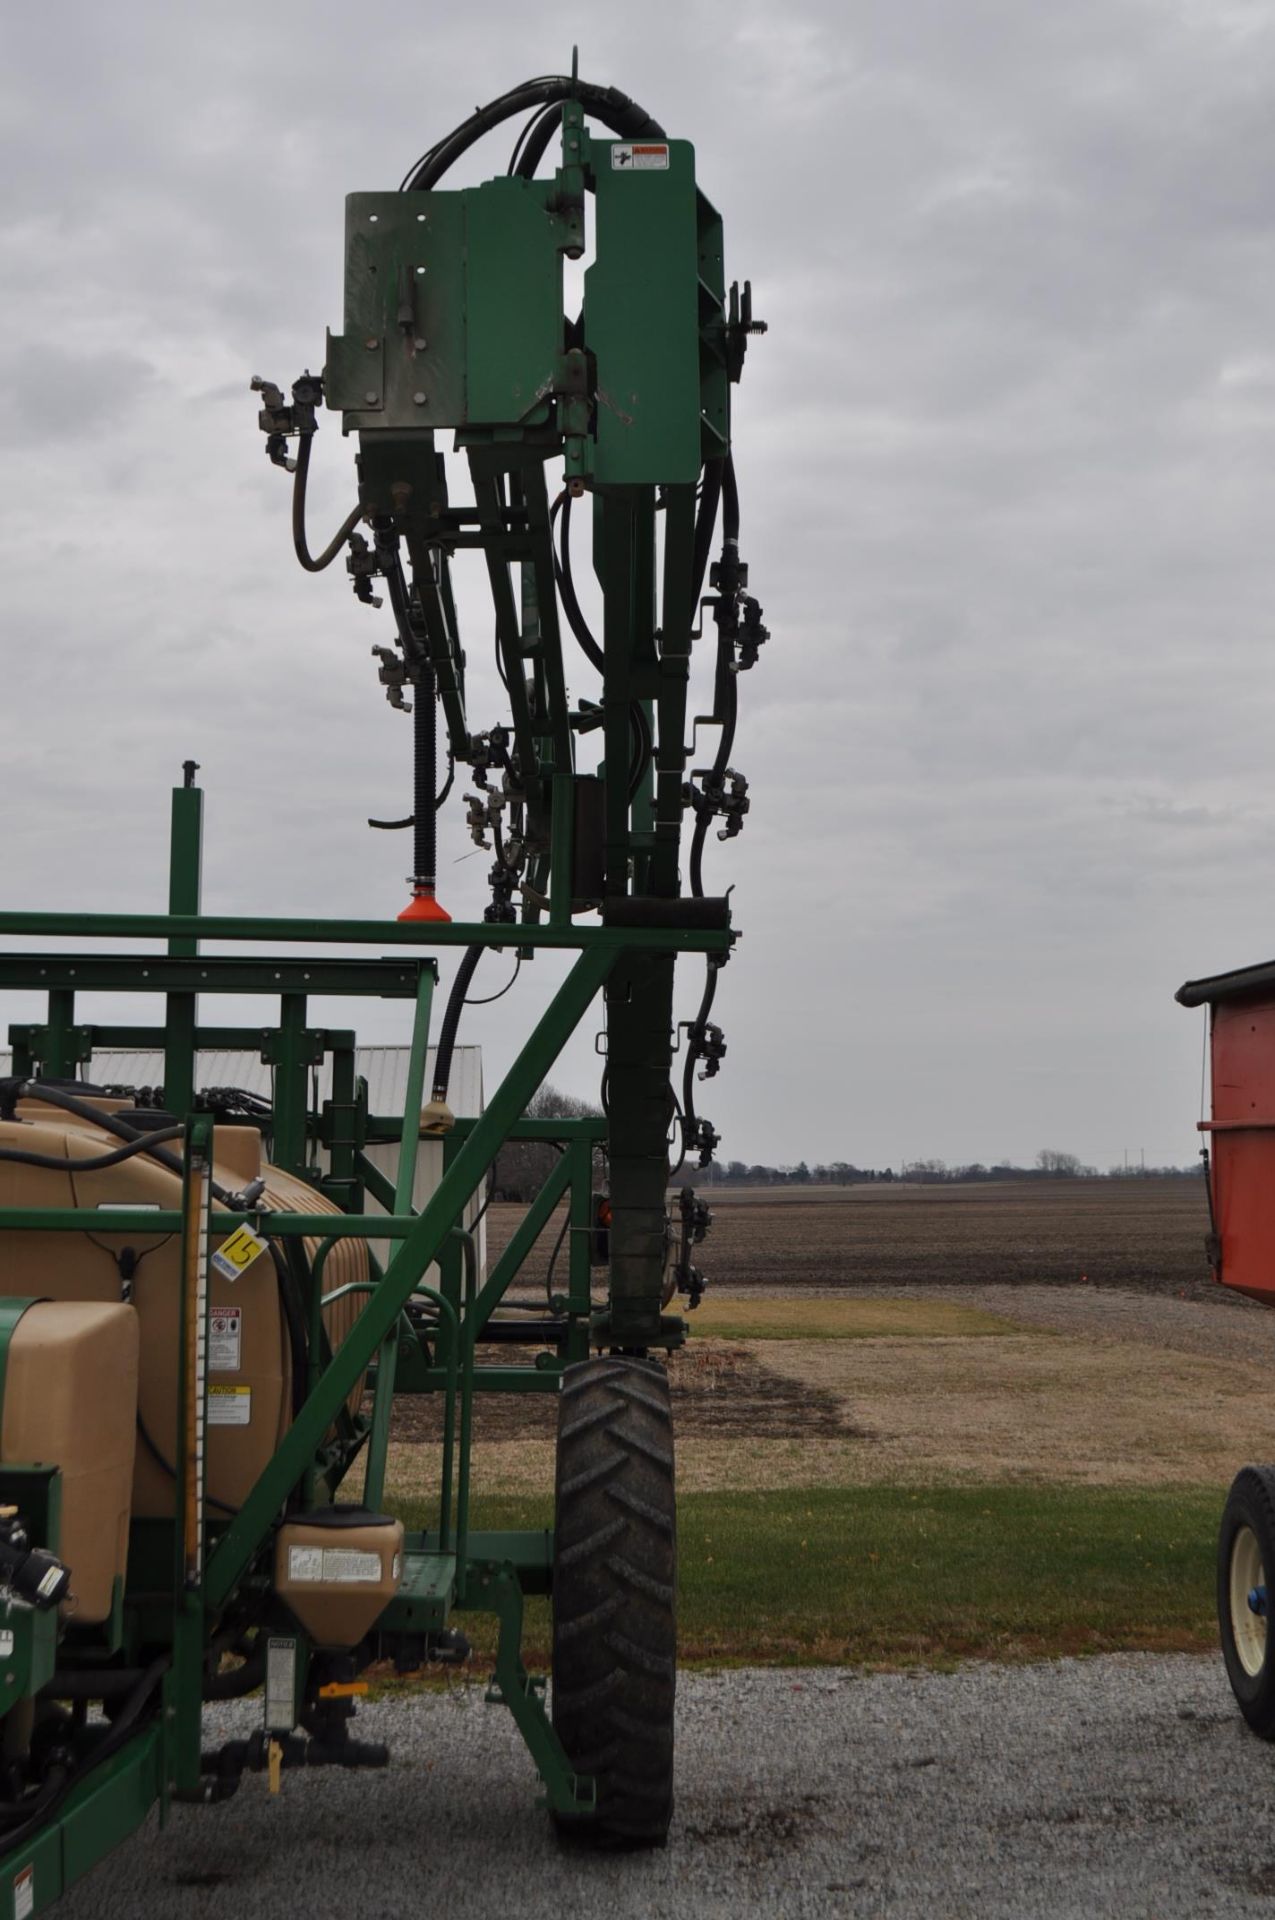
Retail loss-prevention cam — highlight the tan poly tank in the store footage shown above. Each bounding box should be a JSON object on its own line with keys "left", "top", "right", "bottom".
{"left": 0, "top": 1102, "right": 370, "bottom": 1520}
{"left": 1, "top": 1300, "right": 139, "bottom": 1623}
{"left": 274, "top": 1509, "right": 404, "bottom": 1646}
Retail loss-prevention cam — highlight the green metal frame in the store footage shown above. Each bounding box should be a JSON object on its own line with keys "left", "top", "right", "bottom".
{"left": 0, "top": 777, "right": 725, "bottom": 1905}
{"left": 0, "top": 73, "right": 761, "bottom": 1906}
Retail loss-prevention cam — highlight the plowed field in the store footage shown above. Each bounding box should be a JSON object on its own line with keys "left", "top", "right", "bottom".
{"left": 487, "top": 1177, "right": 1211, "bottom": 1298}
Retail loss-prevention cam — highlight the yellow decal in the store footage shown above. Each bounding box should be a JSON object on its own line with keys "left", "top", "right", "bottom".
{"left": 210, "top": 1223, "right": 268, "bottom": 1282}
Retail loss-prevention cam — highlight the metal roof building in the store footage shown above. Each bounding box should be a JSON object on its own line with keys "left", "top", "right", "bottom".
{"left": 0, "top": 1046, "right": 483, "bottom": 1121}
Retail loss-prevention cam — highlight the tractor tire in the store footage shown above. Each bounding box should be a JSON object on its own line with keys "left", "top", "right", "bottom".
{"left": 551, "top": 1354, "right": 676, "bottom": 1848}
{"left": 1219, "top": 1465, "right": 1275, "bottom": 1736}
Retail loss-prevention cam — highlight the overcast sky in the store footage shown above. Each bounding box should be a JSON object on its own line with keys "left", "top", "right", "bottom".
{"left": 2, "top": 0, "right": 1273, "bottom": 1172}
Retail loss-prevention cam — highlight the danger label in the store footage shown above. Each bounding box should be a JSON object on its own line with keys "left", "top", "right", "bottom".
{"left": 611, "top": 142, "right": 669, "bottom": 171}
{"left": 13, "top": 1866, "right": 32, "bottom": 1920}
{"left": 210, "top": 1223, "right": 268, "bottom": 1282}
{"left": 288, "top": 1546, "right": 383, "bottom": 1585}
{"left": 208, "top": 1384, "right": 251, "bottom": 1427}
{"left": 209, "top": 1306, "right": 242, "bottom": 1371}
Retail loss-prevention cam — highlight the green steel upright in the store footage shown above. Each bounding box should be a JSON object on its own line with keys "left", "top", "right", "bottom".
{"left": 0, "top": 65, "right": 767, "bottom": 1905}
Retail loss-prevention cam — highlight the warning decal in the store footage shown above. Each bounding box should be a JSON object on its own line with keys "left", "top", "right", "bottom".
{"left": 611, "top": 142, "right": 670, "bottom": 171}
{"left": 13, "top": 1865, "right": 32, "bottom": 1920}
{"left": 288, "top": 1546, "right": 382, "bottom": 1584}
{"left": 210, "top": 1306, "right": 243, "bottom": 1371}
{"left": 208, "top": 1384, "right": 251, "bottom": 1427}
{"left": 210, "top": 1223, "right": 268, "bottom": 1282}
{"left": 265, "top": 1636, "right": 298, "bottom": 1732}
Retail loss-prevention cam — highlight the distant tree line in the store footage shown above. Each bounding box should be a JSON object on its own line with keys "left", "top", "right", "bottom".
{"left": 698, "top": 1149, "right": 1203, "bottom": 1186}
{"left": 492, "top": 1109, "right": 1204, "bottom": 1204}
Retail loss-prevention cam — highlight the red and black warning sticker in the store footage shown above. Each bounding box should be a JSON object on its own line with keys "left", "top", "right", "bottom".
{"left": 610, "top": 143, "right": 670, "bottom": 172}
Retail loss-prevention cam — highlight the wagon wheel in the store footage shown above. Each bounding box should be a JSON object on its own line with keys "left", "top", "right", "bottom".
{"left": 1219, "top": 1465, "right": 1275, "bottom": 1736}
{"left": 551, "top": 1354, "right": 676, "bottom": 1847}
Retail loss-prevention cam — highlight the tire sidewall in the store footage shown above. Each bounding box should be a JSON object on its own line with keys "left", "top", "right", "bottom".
{"left": 1219, "top": 1467, "right": 1275, "bottom": 1731}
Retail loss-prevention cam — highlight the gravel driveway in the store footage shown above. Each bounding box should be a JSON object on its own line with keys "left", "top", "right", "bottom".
{"left": 57, "top": 1655, "right": 1275, "bottom": 1919}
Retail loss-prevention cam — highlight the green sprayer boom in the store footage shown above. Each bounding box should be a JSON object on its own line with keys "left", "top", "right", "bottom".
{"left": 0, "top": 67, "right": 765, "bottom": 1906}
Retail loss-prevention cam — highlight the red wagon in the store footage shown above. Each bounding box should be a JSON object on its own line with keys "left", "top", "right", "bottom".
{"left": 1178, "top": 961, "right": 1275, "bottom": 1729}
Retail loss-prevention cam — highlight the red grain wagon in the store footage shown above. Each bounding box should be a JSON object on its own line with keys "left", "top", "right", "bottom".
{"left": 1178, "top": 961, "right": 1275, "bottom": 1732}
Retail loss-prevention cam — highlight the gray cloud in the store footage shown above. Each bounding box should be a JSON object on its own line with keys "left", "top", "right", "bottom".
{"left": 2, "top": 0, "right": 1273, "bottom": 1173}
{"left": 0, "top": 345, "right": 157, "bottom": 444}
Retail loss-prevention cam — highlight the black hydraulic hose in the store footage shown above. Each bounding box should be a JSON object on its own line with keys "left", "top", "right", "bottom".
{"left": 201, "top": 1086, "right": 273, "bottom": 1120}
{"left": 204, "top": 1647, "right": 267, "bottom": 1701}
{"left": 682, "top": 447, "right": 744, "bottom": 1148}
{"left": 552, "top": 492, "right": 605, "bottom": 672}
{"left": 0, "top": 1764, "right": 69, "bottom": 1845}
{"left": 690, "top": 462, "right": 723, "bottom": 617}
{"left": 401, "top": 73, "right": 563, "bottom": 187}
{"left": 381, "top": 544, "right": 429, "bottom": 676}
{"left": 509, "top": 101, "right": 559, "bottom": 175}
{"left": 543, "top": 1209, "right": 571, "bottom": 1301}
{"left": 413, "top": 664, "right": 438, "bottom": 893}
{"left": 689, "top": 454, "right": 743, "bottom": 898}
{"left": 430, "top": 947, "right": 484, "bottom": 1106}
{"left": 628, "top": 702, "right": 653, "bottom": 803}
{"left": 688, "top": 665, "right": 736, "bottom": 899}
{"left": 514, "top": 103, "right": 564, "bottom": 178}
{"left": 713, "top": 667, "right": 739, "bottom": 775}
{"left": 721, "top": 453, "right": 740, "bottom": 543}
{"left": 465, "top": 956, "right": 521, "bottom": 1006}
{"left": 135, "top": 1409, "right": 239, "bottom": 1517}
{"left": 292, "top": 434, "right": 362, "bottom": 573}
{"left": 0, "top": 1126, "right": 183, "bottom": 1174}
{"left": 270, "top": 1243, "right": 312, "bottom": 1421}
{"left": 12, "top": 1083, "right": 265, "bottom": 1210}
{"left": 681, "top": 964, "right": 720, "bottom": 1130}
{"left": 13, "top": 1084, "right": 222, "bottom": 1195}
{"left": 688, "top": 811, "right": 711, "bottom": 900}
{"left": 46, "top": 1667, "right": 151, "bottom": 1700}
{"left": 402, "top": 77, "right": 665, "bottom": 192}
{"left": 0, "top": 1658, "right": 167, "bottom": 1857}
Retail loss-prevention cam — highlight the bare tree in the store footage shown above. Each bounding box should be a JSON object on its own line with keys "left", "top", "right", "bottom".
{"left": 1035, "top": 1149, "right": 1084, "bottom": 1177}
{"left": 492, "top": 1081, "right": 603, "bottom": 1202}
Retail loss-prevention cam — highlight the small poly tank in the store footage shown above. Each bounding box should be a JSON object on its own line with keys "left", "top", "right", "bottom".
{"left": 274, "top": 1508, "right": 404, "bottom": 1647}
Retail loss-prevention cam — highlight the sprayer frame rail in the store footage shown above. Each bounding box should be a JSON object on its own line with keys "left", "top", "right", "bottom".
{"left": 0, "top": 835, "right": 727, "bottom": 1910}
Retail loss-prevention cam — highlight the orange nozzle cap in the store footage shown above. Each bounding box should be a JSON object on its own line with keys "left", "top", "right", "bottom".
{"left": 397, "top": 887, "right": 452, "bottom": 924}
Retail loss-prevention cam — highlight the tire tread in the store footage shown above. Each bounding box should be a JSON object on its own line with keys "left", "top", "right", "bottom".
{"left": 552, "top": 1354, "right": 676, "bottom": 1847}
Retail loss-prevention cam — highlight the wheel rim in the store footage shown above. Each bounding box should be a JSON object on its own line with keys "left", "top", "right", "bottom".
{"left": 1230, "top": 1524, "right": 1268, "bottom": 1679}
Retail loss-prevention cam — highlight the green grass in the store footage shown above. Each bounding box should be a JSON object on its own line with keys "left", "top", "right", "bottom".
{"left": 687, "top": 1295, "right": 1018, "bottom": 1342}
{"left": 387, "top": 1482, "right": 1222, "bottom": 1671}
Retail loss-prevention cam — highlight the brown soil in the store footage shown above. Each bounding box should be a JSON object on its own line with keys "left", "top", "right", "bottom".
{"left": 486, "top": 1177, "right": 1212, "bottom": 1298}
{"left": 379, "top": 1183, "right": 1251, "bottom": 1503}
{"left": 380, "top": 1281, "right": 1275, "bottom": 1501}
{"left": 386, "top": 1337, "right": 857, "bottom": 1446}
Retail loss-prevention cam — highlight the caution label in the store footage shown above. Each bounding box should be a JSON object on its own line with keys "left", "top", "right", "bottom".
{"left": 288, "top": 1546, "right": 382, "bottom": 1585}
{"left": 13, "top": 1865, "right": 32, "bottom": 1920}
{"left": 211, "top": 1223, "right": 268, "bottom": 1282}
{"left": 209, "top": 1306, "right": 243, "bottom": 1371}
{"left": 611, "top": 142, "right": 669, "bottom": 171}
{"left": 265, "top": 1635, "right": 298, "bottom": 1733}
{"left": 208, "top": 1384, "right": 251, "bottom": 1427}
